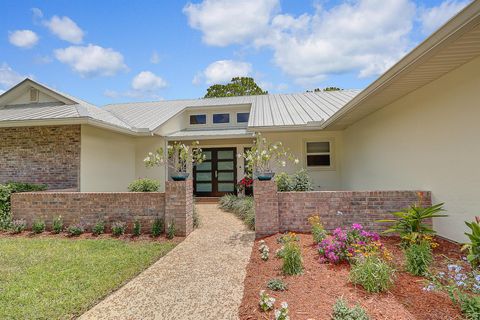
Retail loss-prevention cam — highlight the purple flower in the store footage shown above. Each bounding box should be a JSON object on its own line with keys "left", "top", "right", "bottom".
{"left": 351, "top": 223, "right": 363, "bottom": 230}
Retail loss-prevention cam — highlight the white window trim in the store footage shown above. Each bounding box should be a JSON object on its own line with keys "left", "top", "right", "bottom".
{"left": 303, "top": 139, "right": 335, "bottom": 171}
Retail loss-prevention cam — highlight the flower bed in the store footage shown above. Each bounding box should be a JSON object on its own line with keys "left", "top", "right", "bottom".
{"left": 239, "top": 233, "right": 465, "bottom": 319}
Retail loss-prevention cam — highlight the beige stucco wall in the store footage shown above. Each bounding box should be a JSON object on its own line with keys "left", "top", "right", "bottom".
{"left": 80, "top": 125, "right": 136, "bottom": 191}
{"left": 261, "top": 131, "right": 343, "bottom": 190}
{"left": 341, "top": 55, "right": 480, "bottom": 242}
{"left": 135, "top": 136, "right": 166, "bottom": 191}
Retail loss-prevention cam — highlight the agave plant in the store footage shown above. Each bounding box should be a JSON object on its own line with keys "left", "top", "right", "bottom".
{"left": 377, "top": 202, "right": 447, "bottom": 244}
{"left": 462, "top": 217, "right": 480, "bottom": 269}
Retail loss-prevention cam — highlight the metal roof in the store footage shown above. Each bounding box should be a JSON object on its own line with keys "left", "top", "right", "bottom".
{"left": 167, "top": 128, "right": 254, "bottom": 140}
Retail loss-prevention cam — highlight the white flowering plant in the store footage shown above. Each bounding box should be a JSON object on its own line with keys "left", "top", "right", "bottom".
{"left": 275, "top": 302, "right": 290, "bottom": 320}
{"left": 259, "top": 240, "right": 270, "bottom": 261}
{"left": 259, "top": 290, "right": 276, "bottom": 312}
{"left": 144, "top": 141, "right": 205, "bottom": 174}
{"left": 242, "top": 133, "right": 299, "bottom": 175}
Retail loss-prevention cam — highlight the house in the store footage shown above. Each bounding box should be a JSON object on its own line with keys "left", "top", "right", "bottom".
{"left": 1, "top": 1, "right": 479, "bottom": 242}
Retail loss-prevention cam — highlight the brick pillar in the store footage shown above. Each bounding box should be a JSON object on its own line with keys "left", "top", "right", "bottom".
{"left": 165, "top": 180, "right": 193, "bottom": 236}
{"left": 254, "top": 180, "right": 279, "bottom": 238}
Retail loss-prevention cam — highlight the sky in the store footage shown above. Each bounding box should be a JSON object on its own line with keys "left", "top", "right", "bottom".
{"left": 0, "top": 0, "right": 471, "bottom": 106}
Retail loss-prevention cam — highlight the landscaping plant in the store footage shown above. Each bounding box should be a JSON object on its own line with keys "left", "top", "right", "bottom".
{"left": 144, "top": 141, "right": 205, "bottom": 175}
{"left": 127, "top": 178, "right": 160, "bottom": 192}
{"left": 67, "top": 224, "right": 85, "bottom": 236}
{"left": 259, "top": 240, "right": 270, "bottom": 261}
{"left": 52, "top": 216, "right": 64, "bottom": 234}
{"left": 462, "top": 217, "right": 480, "bottom": 269}
{"left": 281, "top": 233, "right": 303, "bottom": 275}
{"left": 331, "top": 298, "right": 370, "bottom": 320}
{"left": 133, "top": 220, "right": 141, "bottom": 236}
{"left": 166, "top": 220, "right": 176, "bottom": 239}
{"left": 219, "top": 195, "right": 255, "bottom": 230}
{"left": 405, "top": 241, "right": 433, "bottom": 276}
{"left": 259, "top": 290, "right": 275, "bottom": 312}
{"left": 275, "top": 172, "right": 292, "bottom": 192}
{"left": 11, "top": 219, "right": 26, "bottom": 234}
{"left": 193, "top": 197, "right": 200, "bottom": 228}
{"left": 274, "top": 302, "right": 289, "bottom": 320}
{"left": 151, "top": 218, "right": 164, "bottom": 237}
{"left": 308, "top": 215, "right": 326, "bottom": 243}
{"left": 32, "top": 220, "right": 46, "bottom": 234}
{"left": 275, "top": 169, "right": 313, "bottom": 192}
{"left": 349, "top": 256, "right": 395, "bottom": 293}
{"left": 92, "top": 221, "right": 105, "bottom": 236}
{"left": 267, "top": 279, "right": 287, "bottom": 291}
{"left": 111, "top": 222, "right": 126, "bottom": 236}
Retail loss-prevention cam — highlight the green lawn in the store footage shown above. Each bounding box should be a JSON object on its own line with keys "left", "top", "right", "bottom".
{"left": 0, "top": 237, "right": 176, "bottom": 319}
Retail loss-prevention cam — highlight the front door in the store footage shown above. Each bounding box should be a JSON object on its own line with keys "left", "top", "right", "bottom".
{"left": 194, "top": 148, "right": 237, "bottom": 197}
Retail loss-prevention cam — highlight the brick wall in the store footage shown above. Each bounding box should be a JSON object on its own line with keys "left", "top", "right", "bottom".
{"left": 254, "top": 180, "right": 432, "bottom": 237}
{"left": 0, "top": 125, "right": 80, "bottom": 190}
{"left": 165, "top": 180, "right": 193, "bottom": 236}
{"left": 11, "top": 192, "right": 165, "bottom": 233}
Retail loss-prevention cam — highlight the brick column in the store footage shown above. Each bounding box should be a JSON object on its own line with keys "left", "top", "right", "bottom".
{"left": 165, "top": 180, "right": 193, "bottom": 236}
{"left": 254, "top": 180, "right": 279, "bottom": 238}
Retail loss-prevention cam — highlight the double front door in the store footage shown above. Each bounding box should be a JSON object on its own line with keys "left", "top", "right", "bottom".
{"left": 193, "top": 148, "right": 237, "bottom": 197}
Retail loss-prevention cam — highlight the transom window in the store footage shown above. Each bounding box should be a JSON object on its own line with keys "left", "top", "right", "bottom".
{"left": 190, "top": 114, "right": 206, "bottom": 125}
{"left": 213, "top": 113, "right": 230, "bottom": 124}
{"left": 306, "top": 141, "right": 331, "bottom": 167}
{"left": 236, "top": 112, "right": 249, "bottom": 123}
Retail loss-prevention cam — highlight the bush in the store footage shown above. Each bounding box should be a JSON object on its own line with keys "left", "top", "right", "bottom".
{"left": 282, "top": 237, "right": 303, "bottom": 275}
{"left": 11, "top": 219, "right": 26, "bottom": 234}
{"left": 151, "top": 218, "right": 164, "bottom": 237}
{"left": 111, "top": 222, "right": 126, "bottom": 236}
{"left": 133, "top": 220, "right": 141, "bottom": 236}
{"left": 291, "top": 169, "right": 313, "bottom": 191}
{"left": 463, "top": 218, "right": 480, "bottom": 269}
{"left": 405, "top": 241, "right": 433, "bottom": 276}
{"left": 458, "top": 293, "right": 480, "bottom": 320}
{"left": 127, "top": 179, "right": 160, "bottom": 192}
{"left": 67, "top": 224, "right": 85, "bottom": 236}
{"left": 166, "top": 220, "right": 176, "bottom": 239}
{"left": 349, "top": 256, "right": 395, "bottom": 293}
{"left": 52, "top": 216, "right": 63, "bottom": 234}
{"left": 275, "top": 172, "right": 292, "bottom": 192}
{"left": 32, "top": 220, "right": 45, "bottom": 234}
{"left": 332, "top": 298, "right": 370, "bottom": 320}
{"left": 219, "top": 195, "right": 255, "bottom": 230}
{"left": 92, "top": 221, "right": 105, "bottom": 236}
{"left": 267, "top": 278, "right": 287, "bottom": 291}
{"left": 308, "top": 215, "right": 326, "bottom": 243}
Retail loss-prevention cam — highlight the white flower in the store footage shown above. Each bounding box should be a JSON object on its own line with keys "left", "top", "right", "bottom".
{"left": 281, "top": 161, "right": 286, "bottom": 167}
{"left": 294, "top": 159, "right": 299, "bottom": 164}
{"left": 281, "top": 302, "right": 288, "bottom": 309}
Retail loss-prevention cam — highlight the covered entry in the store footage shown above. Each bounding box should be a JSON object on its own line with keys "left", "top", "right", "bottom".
{"left": 194, "top": 148, "right": 237, "bottom": 197}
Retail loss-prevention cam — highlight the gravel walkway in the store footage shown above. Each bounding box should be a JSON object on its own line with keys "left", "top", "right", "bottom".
{"left": 80, "top": 203, "right": 255, "bottom": 320}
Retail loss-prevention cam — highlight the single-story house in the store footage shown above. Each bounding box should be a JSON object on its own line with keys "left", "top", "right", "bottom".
{"left": 1, "top": 2, "right": 479, "bottom": 242}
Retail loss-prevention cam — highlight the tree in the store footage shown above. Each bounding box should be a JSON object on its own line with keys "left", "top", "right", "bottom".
{"left": 306, "top": 87, "right": 342, "bottom": 93}
{"left": 204, "top": 77, "right": 268, "bottom": 98}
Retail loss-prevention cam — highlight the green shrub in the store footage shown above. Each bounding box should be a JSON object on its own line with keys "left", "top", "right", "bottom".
{"left": 127, "top": 179, "right": 160, "bottom": 192}
{"left": 52, "top": 216, "right": 63, "bottom": 234}
{"left": 282, "top": 240, "right": 303, "bottom": 275}
{"left": 463, "top": 218, "right": 480, "bottom": 269}
{"left": 349, "top": 256, "right": 395, "bottom": 293}
{"left": 291, "top": 169, "right": 313, "bottom": 191}
{"left": 267, "top": 278, "right": 287, "bottom": 291}
{"left": 308, "top": 215, "right": 327, "bottom": 243}
{"left": 275, "top": 172, "right": 293, "bottom": 191}
{"left": 92, "top": 221, "right": 105, "bottom": 236}
{"left": 133, "top": 220, "right": 141, "bottom": 236}
{"left": 11, "top": 219, "right": 26, "bottom": 234}
{"left": 405, "top": 241, "right": 433, "bottom": 276}
{"left": 166, "top": 220, "right": 176, "bottom": 239}
{"left": 32, "top": 220, "right": 46, "bottom": 234}
{"left": 67, "top": 224, "right": 84, "bottom": 236}
{"left": 151, "top": 218, "right": 164, "bottom": 237}
{"left": 219, "top": 195, "right": 255, "bottom": 230}
{"left": 458, "top": 293, "right": 480, "bottom": 320}
{"left": 193, "top": 197, "right": 200, "bottom": 228}
{"left": 111, "top": 222, "right": 126, "bottom": 236}
{"left": 332, "top": 298, "right": 370, "bottom": 320}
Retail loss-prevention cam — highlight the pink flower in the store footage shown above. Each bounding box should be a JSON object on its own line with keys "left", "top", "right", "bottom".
{"left": 351, "top": 223, "right": 363, "bottom": 230}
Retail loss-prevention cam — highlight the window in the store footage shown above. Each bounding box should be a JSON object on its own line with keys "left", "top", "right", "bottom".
{"left": 190, "top": 114, "right": 206, "bottom": 125}
{"left": 306, "top": 141, "right": 331, "bottom": 167}
{"left": 213, "top": 113, "right": 230, "bottom": 124}
{"left": 237, "top": 112, "right": 250, "bottom": 123}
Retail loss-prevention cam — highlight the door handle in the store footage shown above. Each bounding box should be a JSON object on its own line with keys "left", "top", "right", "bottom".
{"left": 215, "top": 170, "right": 218, "bottom": 178}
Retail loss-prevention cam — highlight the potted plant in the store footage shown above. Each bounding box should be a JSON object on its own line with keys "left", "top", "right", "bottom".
{"left": 237, "top": 176, "right": 253, "bottom": 197}
{"left": 243, "top": 133, "right": 299, "bottom": 181}
{"left": 144, "top": 141, "right": 205, "bottom": 181}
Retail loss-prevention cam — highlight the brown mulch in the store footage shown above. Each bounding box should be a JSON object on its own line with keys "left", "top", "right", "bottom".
{"left": 239, "top": 234, "right": 464, "bottom": 320}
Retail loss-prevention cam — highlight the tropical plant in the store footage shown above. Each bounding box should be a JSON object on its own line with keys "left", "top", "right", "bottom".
{"left": 52, "top": 216, "right": 64, "bottom": 234}
{"left": 331, "top": 298, "right": 370, "bottom": 320}
{"left": 92, "top": 221, "right": 105, "bottom": 236}
{"left": 405, "top": 241, "right": 433, "bottom": 276}
{"left": 151, "top": 218, "right": 164, "bottom": 237}
{"left": 128, "top": 178, "right": 160, "bottom": 192}
{"left": 204, "top": 77, "right": 267, "bottom": 98}
{"left": 462, "top": 217, "right": 480, "bottom": 269}
{"left": 267, "top": 278, "right": 288, "bottom": 291}
{"left": 349, "top": 256, "right": 395, "bottom": 293}
{"left": 32, "top": 220, "right": 45, "bottom": 234}
{"left": 377, "top": 199, "right": 447, "bottom": 244}
{"left": 144, "top": 141, "right": 205, "bottom": 174}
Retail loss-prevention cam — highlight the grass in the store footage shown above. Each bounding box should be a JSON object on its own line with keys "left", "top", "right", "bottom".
{"left": 219, "top": 194, "right": 255, "bottom": 230}
{"left": 0, "top": 237, "right": 176, "bottom": 319}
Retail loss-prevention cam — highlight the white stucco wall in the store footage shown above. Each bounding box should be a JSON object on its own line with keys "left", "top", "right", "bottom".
{"left": 80, "top": 125, "right": 136, "bottom": 191}
{"left": 261, "top": 131, "right": 343, "bottom": 190}
{"left": 135, "top": 136, "right": 166, "bottom": 191}
{"left": 341, "top": 55, "right": 480, "bottom": 242}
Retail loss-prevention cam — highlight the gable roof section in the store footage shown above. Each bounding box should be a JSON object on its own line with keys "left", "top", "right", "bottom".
{"left": 322, "top": 0, "right": 480, "bottom": 130}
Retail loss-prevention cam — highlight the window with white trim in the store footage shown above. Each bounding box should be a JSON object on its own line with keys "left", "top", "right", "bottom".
{"left": 306, "top": 141, "right": 331, "bottom": 167}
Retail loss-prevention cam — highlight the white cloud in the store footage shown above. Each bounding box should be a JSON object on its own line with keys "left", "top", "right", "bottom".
{"left": 183, "top": 0, "right": 279, "bottom": 46}
{"left": 0, "top": 63, "right": 28, "bottom": 89}
{"left": 31, "top": 7, "right": 44, "bottom": 20}
{"left": 54, "top": 44, "right": 127, "bottom": 77}
{"left": 150, "top": 51, "right": 161, "bottom": 64}
{"left": 44, "top": 15, "right": 84, "bottom": 43}
{"left": 197, "top": 60, "right": 252, "bottom": 85}
{"left": 132, "top": 71, "right": 167, "bottom": 91}
{"left": 419, "top": 0, "right": 469, "bottom": 35}
{"left": 9, "top": 30, "right": 39, "bottom": 49}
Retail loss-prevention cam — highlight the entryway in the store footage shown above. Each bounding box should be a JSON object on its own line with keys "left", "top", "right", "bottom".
{"left": 193, "top": 148, "right": 237, "bottom": 197}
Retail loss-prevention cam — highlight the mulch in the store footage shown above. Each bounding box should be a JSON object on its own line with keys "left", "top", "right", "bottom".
{"left": 239, "top": 234, "right": 464, "bottom": 320}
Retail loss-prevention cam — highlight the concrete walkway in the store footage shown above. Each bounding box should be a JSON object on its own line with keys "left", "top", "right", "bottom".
{"left": 80, "top": 203, "right": 255, "bottom": 320}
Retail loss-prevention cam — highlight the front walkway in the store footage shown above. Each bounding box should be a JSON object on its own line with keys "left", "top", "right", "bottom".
{"left": 80, "top": 203, "right": 255, "bottom": 320}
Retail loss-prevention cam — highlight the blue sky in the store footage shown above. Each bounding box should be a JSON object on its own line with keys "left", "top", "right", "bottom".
{"left": 0, "top": 0, "right": 470, "bottom": 105}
